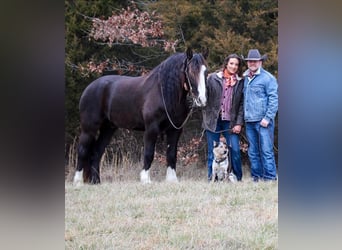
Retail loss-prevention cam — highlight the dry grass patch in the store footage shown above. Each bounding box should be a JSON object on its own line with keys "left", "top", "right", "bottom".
{"left": 65, "top": 179, "right": 277, "bottom": 249}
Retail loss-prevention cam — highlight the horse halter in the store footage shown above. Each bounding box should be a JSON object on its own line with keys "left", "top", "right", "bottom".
{"left": 159, "top": 57, "right": 196, "bottom": 130}
{"left": 184, "top": 56, "right": 208, "bottom": 108}
{"left": 183, "top": 58, "right": 194, "bottom": 94}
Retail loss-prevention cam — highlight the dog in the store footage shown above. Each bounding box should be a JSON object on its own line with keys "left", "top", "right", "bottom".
{"left": 212, "top": 140, "right": 237, "bottom": 182}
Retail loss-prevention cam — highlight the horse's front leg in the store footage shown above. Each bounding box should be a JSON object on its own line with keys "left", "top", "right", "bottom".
{"left": 140, "top": 125, "right": 159, "bottom": 184}
{"left": 165, "top": 128, "right": 182, "bottom": 182}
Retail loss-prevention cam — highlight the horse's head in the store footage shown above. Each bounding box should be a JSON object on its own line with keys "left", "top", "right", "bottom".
{"left": 184, "top": 48, "right": 208, "bottom": 107}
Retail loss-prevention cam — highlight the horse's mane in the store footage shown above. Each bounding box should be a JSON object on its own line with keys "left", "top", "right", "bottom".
{"left": 146, "top": 53, "right": 188, "bottom": 122}
{"left": 144, "top": 52, "right": 206, "bottom": 125}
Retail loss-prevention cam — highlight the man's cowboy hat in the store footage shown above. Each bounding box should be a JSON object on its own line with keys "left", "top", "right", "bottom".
{"left": 243, "top": 49, "right": 267, "bottom": 61}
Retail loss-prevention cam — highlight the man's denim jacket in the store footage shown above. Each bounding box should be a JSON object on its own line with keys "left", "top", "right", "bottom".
{"left": 243, "top": 67, "right": 278, "bottom": 123}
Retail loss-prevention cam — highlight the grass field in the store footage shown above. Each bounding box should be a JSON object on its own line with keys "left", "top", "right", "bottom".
{"left": 65, "top": 169, "right": 278, "bottom": 249}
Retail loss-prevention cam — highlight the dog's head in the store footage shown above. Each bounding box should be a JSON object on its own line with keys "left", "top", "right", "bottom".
{"left": 213, "top": 141, "right": 228, "bottom": 160}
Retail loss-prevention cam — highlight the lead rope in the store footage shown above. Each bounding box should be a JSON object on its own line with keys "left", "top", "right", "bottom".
{"left": 160, "top": 68, "right": 195, "bottom": 130}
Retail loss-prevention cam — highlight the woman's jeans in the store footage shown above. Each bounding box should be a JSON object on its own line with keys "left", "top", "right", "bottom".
{"left": 245, "top": 120, "right": 277, "bottom": 181}
{"left": 206, "top": 118, "right": 242, "bottom": 181}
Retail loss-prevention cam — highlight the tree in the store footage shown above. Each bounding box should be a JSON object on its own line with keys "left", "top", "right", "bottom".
{"left": 65, "top": 0, "right": 172, "bottom": 145}
{"left": 65, "top": 0, "right": 131, "bottom": 154}
{"left": 65, "top": 0, "right": 278, "bottom": 168}
{"left": 147, "top": 0, "right": 278, "bottom": 74}
{"left": 83, "top": 2, "right": 178, "bottom": 75}
{"left": 65, "top": 1, "right": 178, "bottom": 165}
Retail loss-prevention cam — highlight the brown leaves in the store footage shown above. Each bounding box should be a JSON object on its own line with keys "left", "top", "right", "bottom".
{"left": 178, "top": 138, "right": 202, "bottom": 166}
{"left": 87, "top": 59, "right": 109, "bottom": 74}
{"left": 78, "top": 58, "right": 149, "bottom": 77}
{"left": 154, "top": 136, "right": 249, "bottom": 166}
{"left": 89, "top": 5, "right": 176, "bottom": 50}
{"left": 78, "top": 4, "right": 178, "bottom": 76}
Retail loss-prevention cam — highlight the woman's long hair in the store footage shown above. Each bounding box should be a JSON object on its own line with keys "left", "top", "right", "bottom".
{"left": 221, "top": 54, "right": 243, "bottom": 77}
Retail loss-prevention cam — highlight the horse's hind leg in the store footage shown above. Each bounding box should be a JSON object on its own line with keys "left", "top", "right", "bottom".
{"left": 165, "top": 129, "right": 182, "bottom": 182}
{"left": 140, "top": 125, "right": 159, "bottom": 184}
{"left": 74, "top": 131, "right": 95, "bottom": 186}
{"left": 90, "top": 120, "right": 115, "bottom": 184}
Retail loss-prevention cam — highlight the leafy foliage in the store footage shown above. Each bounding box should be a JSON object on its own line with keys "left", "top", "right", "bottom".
{"left": 65, "top": 0, "right": 278, "bottom": 166}
{"left": 89, "top": 5, "right": 176, "bottom": 50}
{"left": 148, "top": 0, "right": 278, "bottom": 73}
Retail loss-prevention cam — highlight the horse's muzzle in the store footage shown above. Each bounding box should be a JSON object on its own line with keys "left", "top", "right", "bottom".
{"left": 194, "top": 97, "right": 207, "bottom": 107}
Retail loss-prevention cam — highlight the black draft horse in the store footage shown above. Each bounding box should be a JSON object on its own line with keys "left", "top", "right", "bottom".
{"left": 73, "top": 48, "right": 208, "bottom": 185}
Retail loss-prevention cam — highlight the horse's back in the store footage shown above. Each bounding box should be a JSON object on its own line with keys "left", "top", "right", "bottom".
{"left": 80, "top": 75, "right": 143, "bottom": 108}
{"left": 79, "top": 74, "right": 155, "bottom": 130}
{"left": 104, "top": 75, "right": 161, "bottom": 129}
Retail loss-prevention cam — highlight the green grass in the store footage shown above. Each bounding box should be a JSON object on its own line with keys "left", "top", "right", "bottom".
{"left": 65, "top": 178, "right": 278, "bottom": 249}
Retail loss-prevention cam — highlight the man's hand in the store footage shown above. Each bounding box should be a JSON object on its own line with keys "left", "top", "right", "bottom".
{"left": 260, "top": 118, "right": 269, "bottom": 127}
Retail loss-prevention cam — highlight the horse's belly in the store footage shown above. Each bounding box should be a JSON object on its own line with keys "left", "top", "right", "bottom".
{"left": 109, "top": 113, "right": 145, "bottom": 130}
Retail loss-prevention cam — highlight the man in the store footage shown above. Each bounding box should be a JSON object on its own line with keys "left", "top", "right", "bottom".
{"left": 243, "top": 49, "right": 278, "bottom": 181}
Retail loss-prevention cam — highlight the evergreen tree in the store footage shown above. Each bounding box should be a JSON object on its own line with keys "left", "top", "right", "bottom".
{"left": 65, "top": 0, "right": 278, "bottom": 166}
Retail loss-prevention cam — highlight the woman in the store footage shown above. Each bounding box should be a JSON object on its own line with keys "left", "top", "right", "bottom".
{"left": 202, "top": 54, "right": 244, "bottom": 181}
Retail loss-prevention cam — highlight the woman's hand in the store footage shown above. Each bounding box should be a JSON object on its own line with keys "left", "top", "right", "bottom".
{"left": 232, "top": 125, "right": 241, "bottom": 134}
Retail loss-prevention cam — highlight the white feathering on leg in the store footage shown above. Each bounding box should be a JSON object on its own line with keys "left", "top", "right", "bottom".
{"left": 140, "top": 169, "right": 152, "bottom": 184}
{"left": 166, "top": 167, "right": 178, "bottom": 183}
{"left": 73, "top": 170, "right": 84, "bottom": 187}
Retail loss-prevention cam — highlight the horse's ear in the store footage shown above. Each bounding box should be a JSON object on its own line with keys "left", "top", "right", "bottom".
{"left": 186, "top": 47, "right": 193, "bottom": 60}
{"left": 202, "top": 47, "right": 209, "bottom": 60}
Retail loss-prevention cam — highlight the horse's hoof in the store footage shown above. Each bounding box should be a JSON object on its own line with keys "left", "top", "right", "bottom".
{"left": 73, "top": 170, "right": 84, "bottom": 187}
{"left": 140, "top": 169, "right": 152, "bottom": 184}
{"left": 166, "top": 167, "right": 179, "bottom": 183}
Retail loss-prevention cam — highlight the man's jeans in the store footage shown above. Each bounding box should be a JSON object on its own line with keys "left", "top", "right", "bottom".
{"left": 206, "top": 118, "right": 242, "bottom": 181}
{"left": 245, "top": 120, "right": 277, "bottom": 181}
